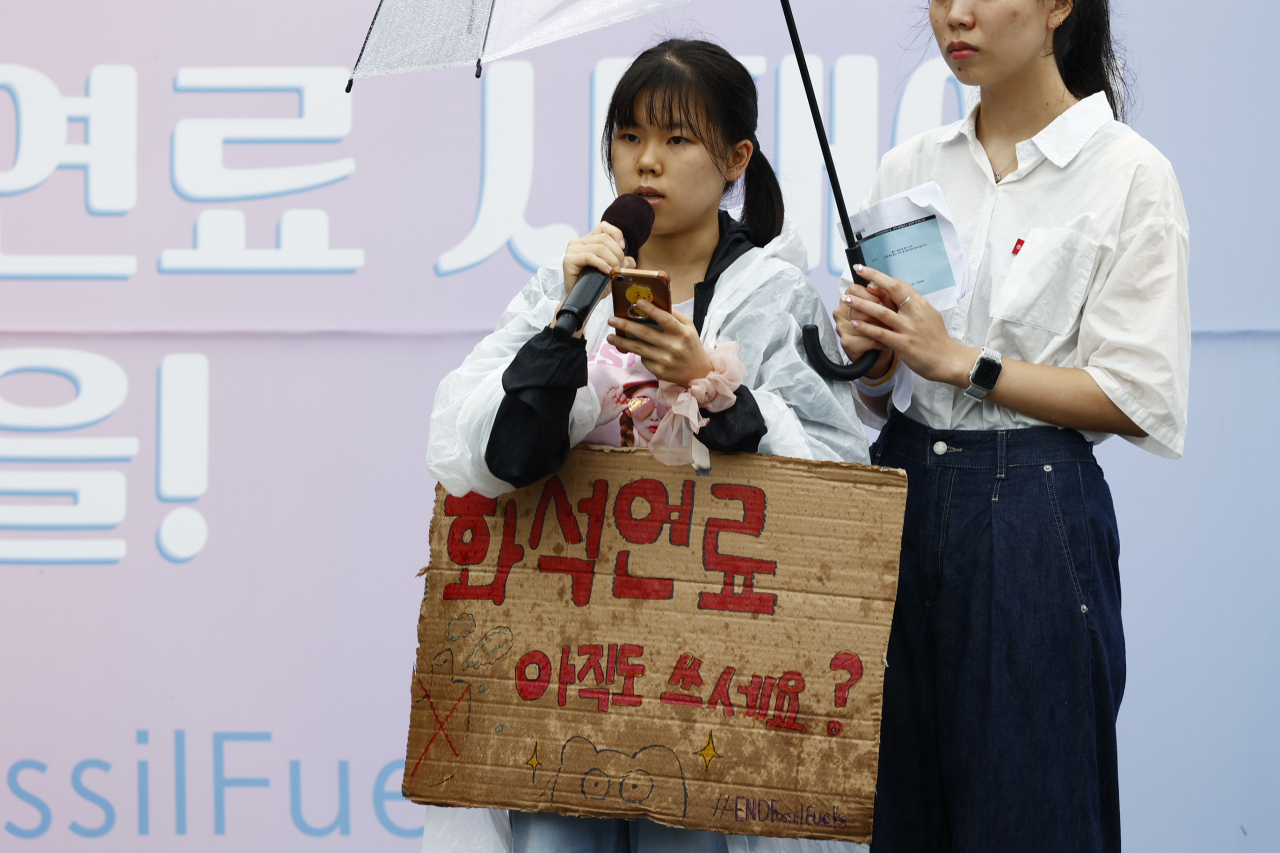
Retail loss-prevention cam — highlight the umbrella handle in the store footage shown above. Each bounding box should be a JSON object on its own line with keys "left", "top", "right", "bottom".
{"left": 806, "top": 245, "right": 881, "bottom": 382}
{"left": 801, "top": 325, "right": 881, "bottom": 382}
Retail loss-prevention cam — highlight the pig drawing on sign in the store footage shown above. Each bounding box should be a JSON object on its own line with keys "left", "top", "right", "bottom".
{"left": 551, "top": 737, "right": 688, "bottom": 819}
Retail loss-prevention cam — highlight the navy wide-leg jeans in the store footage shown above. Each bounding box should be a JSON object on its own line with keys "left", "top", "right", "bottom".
{"left": 869, "top": 414, "right": 1125, "bottom": 853}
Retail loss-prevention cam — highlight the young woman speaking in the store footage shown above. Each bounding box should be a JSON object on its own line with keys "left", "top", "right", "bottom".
{"left": 836, "top": 0, "right": 1189, "bottom": 850}
{"left": 429, "top": 38, "right": 865, "bottom": 853}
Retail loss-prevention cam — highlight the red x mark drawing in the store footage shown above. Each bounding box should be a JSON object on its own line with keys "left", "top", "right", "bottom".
{"left": 409, "top": 677, "right": 471, "bottom": 780}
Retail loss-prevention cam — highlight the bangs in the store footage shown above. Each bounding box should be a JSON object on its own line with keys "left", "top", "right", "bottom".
{"left": 614, "top": 82, "right": 716, "bottom": 145}
{"left": 601, "top": 57, "right": 724, "bottom": 172}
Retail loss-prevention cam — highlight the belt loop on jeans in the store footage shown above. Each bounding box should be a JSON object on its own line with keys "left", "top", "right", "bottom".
{"left": 992, "top": 431, "right": 1008, "bottom": 502}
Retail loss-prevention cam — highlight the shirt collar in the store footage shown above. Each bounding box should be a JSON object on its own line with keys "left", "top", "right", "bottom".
{"left": 935, "top": 90, "right": 1114, "bottom": 168}
{"left": 1029, "top": 92, "right": 1114, "bottom": 167}
{"left": 937, "top": 104, "right": 978, "bottom": 145}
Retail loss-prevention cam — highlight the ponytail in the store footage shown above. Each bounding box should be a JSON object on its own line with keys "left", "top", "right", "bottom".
{"left": 602, "top": 39, "right": 785, "bottom": 248}
{"left": 741, "top": 143, "right": 785, "bottom": 248}
{"left": 1053, "top": 0, "right": 1128, "bottom": 121}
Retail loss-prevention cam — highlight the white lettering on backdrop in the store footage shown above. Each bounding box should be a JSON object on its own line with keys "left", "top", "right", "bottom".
{"left": 435, "top": 61, "right": 579, "bottom": 275}
{"left": 170, "top": 67, "right": 354, "bottom": 200}
{"left": 776, "top": 52, "right": 833, "bottom": 272}
{"left": 0, "top": 64, "right": 138, "bottom": 278}
{"left": 162, "top": 66, "right": 364, "bottom": 274}
{"left": 0, "top": 348, "right": 210, "bottom": 564}
{"left": 439, "top": 55, "right": 971, "bottom": 275}
{"left": 0, "top": 59, "right": 967, "bottom": 281}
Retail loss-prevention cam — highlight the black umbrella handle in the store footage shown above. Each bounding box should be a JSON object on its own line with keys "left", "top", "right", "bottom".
{"left": 804, "top": 244, "right": 883, "bottom": 381}
{"left": 802, "top": 325, "right": 881, "bottom": 382}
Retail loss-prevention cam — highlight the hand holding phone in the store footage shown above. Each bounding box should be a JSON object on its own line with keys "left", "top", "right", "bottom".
{"left": 610, "top": 269, "right": 672, "bottom": 337}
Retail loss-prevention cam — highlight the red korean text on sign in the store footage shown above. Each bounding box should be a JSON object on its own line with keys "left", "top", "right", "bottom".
{"left": 737, "top": 671, "right": 809, "bottom": 732}
{"left": 515, "top": 650, "right": 552, "bottom": 701}
{"left": 613, "top": 478, "right": 694, "bottom": 600}
{"left": 738, "top": 674, "right": 775, "bottom": 719}
{"left": 532, "top": 477, "right": 595, "bottom": 606}
{"left": 530, "top": 477, "right": 614, "bottom": 607}
{"left": 656, "top": 655, "right": 739, "bottom": 717}
{"left": 612, "top": 643, "right": 646, "bottom": 706}
{"left": 660, "top": 652, "right": 706, "bottom": 707}
{"left": 575, "top": 643, "right": 611, "bottom": 711}
{"left": 529, "top": 475, "right": 582, "bottom": 549}
{"left": 443, "top": 494, "right": 495, "bottom": 565}
{"left": 699, "top": 484, "right": 778, "bottom": 614}
{"left": 516, "top": 642, "right": 648, "bottom": 711}
{"left": 766, "top": 671, "right": 808, "bottom": 732}
{"left": 443, "top": 495, "right": 523, "bottom": 605}
{"left": 707, "top": 666, "right": 737, "bottom": 716}
{"left": 577, "top": 479, "right": 609, "bottom": 559}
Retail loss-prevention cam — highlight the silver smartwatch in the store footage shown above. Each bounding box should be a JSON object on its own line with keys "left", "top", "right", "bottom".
{"left": 964, "top": 347, "right": 1003, "bottom": 400}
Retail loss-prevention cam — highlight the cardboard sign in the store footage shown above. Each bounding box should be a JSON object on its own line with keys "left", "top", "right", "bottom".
{"left": 404, "top": 446, "right": 906, "bottom": 842}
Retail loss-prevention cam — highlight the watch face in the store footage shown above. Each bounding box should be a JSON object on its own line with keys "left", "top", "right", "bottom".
{"left": 972, "top": 356, "right": 1002, "bottom": 389}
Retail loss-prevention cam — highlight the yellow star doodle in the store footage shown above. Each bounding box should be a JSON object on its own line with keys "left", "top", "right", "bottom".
{"left": 525, "top": 742, "right": 543, "bottom": 778}
{"left": 696, "top": 731, "right": 722, "bottom": 771}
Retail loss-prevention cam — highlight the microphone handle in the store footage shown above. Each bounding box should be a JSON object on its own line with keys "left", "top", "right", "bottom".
{"left": 552, "top": 268, "right": 611, "bottom": 341}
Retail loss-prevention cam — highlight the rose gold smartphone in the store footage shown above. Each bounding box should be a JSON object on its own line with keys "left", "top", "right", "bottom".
{"left": 610, "top": 268, "right": 672, "bottom": 336}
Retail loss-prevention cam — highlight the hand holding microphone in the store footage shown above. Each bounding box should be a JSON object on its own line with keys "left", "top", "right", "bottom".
{"left": 562, "top": 224, "right": 632, "bottom": 300}
{"left": 552, "top": 194, "right": 655, "bottom": 341}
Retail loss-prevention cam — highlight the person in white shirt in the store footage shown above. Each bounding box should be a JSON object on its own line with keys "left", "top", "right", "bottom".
{"left": 835, "top": 1, "right": 1189, "bottom": 851}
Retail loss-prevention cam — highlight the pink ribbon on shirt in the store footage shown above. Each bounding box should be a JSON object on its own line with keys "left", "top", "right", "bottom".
{"left": 648, "top": 342, "right": 748, "bottom": 466}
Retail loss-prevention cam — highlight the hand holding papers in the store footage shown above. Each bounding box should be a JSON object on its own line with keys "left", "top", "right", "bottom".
{"left": 839, "top": 182, "right": 972, "bottom": 414}
{"left": 842, "top": 181, "right": 971, "bottom": 309}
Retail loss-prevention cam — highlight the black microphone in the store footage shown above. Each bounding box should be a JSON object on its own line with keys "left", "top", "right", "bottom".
{"left": 552, "top": 194, "right": 656, "bottom": 341}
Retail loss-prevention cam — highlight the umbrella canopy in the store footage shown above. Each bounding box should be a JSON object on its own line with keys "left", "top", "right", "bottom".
{"left": 349, "top": 0, "right": 689, "bottom": 81}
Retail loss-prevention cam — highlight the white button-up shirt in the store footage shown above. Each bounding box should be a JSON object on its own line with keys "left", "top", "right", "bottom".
{"left": 852, "top": 92, "right": 1190, "bottom": 458}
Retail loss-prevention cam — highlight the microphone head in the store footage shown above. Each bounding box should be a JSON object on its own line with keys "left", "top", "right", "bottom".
{"left": 601, "top": 194, "right": 656, "bottom": 259}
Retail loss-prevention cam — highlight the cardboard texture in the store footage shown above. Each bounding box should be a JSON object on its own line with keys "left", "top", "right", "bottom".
{"left": 404, "top": 446, "right": 906, "bottom": 842}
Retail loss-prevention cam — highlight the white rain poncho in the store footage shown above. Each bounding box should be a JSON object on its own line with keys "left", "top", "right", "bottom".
{"left": 427, "top": 218, "right": 869, "bottom": 497}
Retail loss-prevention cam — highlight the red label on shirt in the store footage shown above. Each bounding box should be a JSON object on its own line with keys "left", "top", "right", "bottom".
{"left": 1012, "top": 238, "right": 1025, "bottom": 255}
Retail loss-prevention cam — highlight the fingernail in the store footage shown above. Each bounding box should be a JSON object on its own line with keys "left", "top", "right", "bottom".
{"left": 843, "top": 295, "right": 854, "bottom": 304}
{"left": 866, "top": 282, "right": 879, "bottom": 289}
{"left": 852, "top": 321, "right": 861, "bottom": 329}
{"left": 853, "top": 263, "right": 864, "bottom": 271}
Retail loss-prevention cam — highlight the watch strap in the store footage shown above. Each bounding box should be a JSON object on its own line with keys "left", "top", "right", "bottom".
{"left": 964, "top": 381, "right": 991, "bottom": 400}
{"left": 964, "top": 347, "right": 1002, "bottom": 400}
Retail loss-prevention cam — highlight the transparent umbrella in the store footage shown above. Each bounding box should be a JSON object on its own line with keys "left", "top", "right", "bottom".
{"left": 346, "top": 0, "right": 879, "bottom": 379}
{"left": 347, "top": 0, "right": 689, "bottom": 83}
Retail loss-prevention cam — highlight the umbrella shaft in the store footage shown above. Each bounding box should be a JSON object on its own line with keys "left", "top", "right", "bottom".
{"left": 348, "top": 0, "right": 389, "bottom": 91}
{"left": 778, "top": 0, "right": 856, "bottom": 251}
{"left": 476, "top": 0, "right": 499, "bottom": 77}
